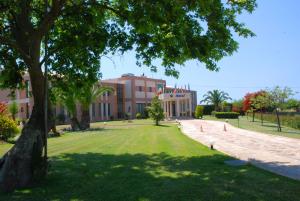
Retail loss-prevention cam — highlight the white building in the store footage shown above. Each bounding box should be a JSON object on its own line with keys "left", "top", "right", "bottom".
{"left": 159, "top": 88, "right": 196, "bottom": 118}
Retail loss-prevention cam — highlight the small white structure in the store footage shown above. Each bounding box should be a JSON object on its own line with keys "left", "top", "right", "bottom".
{"left": 159, "top": 92, "right": 192, "bottom": 118}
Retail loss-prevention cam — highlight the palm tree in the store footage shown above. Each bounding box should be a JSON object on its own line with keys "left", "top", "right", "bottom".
{"left": 201, "top": 90, "right": 231, "bottom": 111}
{"left": 78, "top": 84, "right": 114, "bottom": 130}
{"left": 53, "top": 87, "right": 80, "bottom": 131}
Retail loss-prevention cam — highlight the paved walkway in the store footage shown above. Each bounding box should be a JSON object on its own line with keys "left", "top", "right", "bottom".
{"left": 179, "top": 119, "right": 300, "bottom": 181}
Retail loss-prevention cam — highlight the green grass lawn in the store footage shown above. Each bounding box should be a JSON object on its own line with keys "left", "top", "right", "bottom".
{"left": 204, "top": 115, "right": 300, "bottom": 139}
{"left": 0, "top": 120, "right": 300, "bottom": 201}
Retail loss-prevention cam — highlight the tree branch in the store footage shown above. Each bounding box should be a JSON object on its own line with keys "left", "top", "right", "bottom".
{"left": 0, "top": 36, "right": 31, "bottom": 64}
{"left": 37, "top": 0, "right": 66, "bottom": 38}
{"left": 84, "top": 0, "right": 127, "bottom": 19}
{"left": 39, "top": 46, "right": 60, "bottom": 68}
{"left": 100, "top": 4, "right": 127, "bottom": 19}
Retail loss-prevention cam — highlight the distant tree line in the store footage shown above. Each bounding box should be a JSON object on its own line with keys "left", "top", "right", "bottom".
{"left": 198, "top": 86, "right": 299, "bottom": 131}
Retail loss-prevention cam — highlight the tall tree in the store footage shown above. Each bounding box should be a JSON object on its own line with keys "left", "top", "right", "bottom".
{"left": 51, "top": 85, "right": 79, "bottom": 131}
{"left": 0, "top": 0, "right": 256, "bottom": 191}
{"left": 201, "top": 90, "right": 231, "bottom": 111}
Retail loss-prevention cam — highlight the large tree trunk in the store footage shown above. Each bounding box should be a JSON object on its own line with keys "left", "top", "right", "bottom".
{"left": 0, "top": 0, "right": 63, "bottom": 192}
{"left": 50, "top": 122, "right": 60, "bottom": 137}
{"left": 71, "top": 117, "right": 80, "bottom": 131}
{"left": 0, "top": 107, "right": 47, "bottom": 192}
{"left": 80, "top": 108, "right": 90, "bottom": 130}
{"left": 0, "top": 56, "right": 52, "bottom": 192}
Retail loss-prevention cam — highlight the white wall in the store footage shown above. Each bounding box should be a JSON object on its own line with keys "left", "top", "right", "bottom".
{"left": 125, "top": 101, "right": 132, "bottom": 114}
{"left": 135, "top": 91, "right": 146, "bottom": 99}
{"left": 125, "top": 80, "right": 132, "bottom": 99}
{"left": 147, "top": 92, "right": 156, "bottom": 98}
{"left": 135, "top": 80, "right": 145, "bottom": 86}
{"left": 146, "top": 81, "right": 155, "bottom": 87}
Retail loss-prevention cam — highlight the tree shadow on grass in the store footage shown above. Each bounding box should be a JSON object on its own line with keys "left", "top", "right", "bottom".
{"left": 2, "top": 153, "right": 300, "bottom": 201}
{"left": 262, "top": 124, "right": 278, "bottom": 128}
{"left": 248, "top": 158, "right": 300, "bottom": 181}
{"left": 156, "top": 124, "right": 170, "bottom": 127}
{"left": 280, "top": 130, "right": 300, "bottom": 135}
{"left": 261, "top": 125, "right": 300, "bottom": 135}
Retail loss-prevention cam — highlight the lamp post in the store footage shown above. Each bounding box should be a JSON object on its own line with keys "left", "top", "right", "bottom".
{"left": 275, "top": 107, "right": 281, "bottom": 132}
{"left": 209, "top": 137, "right": 215, "bottom": 150}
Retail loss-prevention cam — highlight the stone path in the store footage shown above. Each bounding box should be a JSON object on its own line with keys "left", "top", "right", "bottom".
{"left": 179, "top": 119, "right": 300, "bottom": 181}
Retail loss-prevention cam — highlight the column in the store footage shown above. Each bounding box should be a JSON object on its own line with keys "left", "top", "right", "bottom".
{"left": 89, "top": 104, "right": 92, "bottom": 121}
{"left": 106, "top": 103, "right": 109, "bottom": 120}
{"left": 182, "top": 101, "right": 184, "bottom": 116}
{"left": 189, "top": 98, "right": 192, "bottom": 117}
{"left": 166, "top": 101, "right": 169, "bottom": 118}
{"left": 179, "top": 100, "right": 182, "bottom": 117}
{"left": 186, "top": 99, "right": 189, "bottom": 116}
{"left": 176, "top": 100, "right": 180, "bottom": 117}
{"left": 164, "top": 101, "right": 167, "bottom": 118}
{"left": 170, "top": 101, "right": 173, "bottom": 117}
{"left": 101, "top": 103, "right": 104, "bottom": 121}
{"left": 184, "top": 99, "right": 187, "bottom": 116}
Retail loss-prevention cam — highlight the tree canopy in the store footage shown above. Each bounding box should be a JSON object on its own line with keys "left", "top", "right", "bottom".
{"left": 242, "top": 90, "right": 265, "bottom": 112}
{"left": 0, "top": 0, "right": 257, "bottom": 192}
{"left": 1, "top": 0, "right": 256, "bottom": 88}
{"left": 267, "top": 86, "right": 295, "bottom": 109}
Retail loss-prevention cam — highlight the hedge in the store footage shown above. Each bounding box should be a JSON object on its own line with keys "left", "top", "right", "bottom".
{"left": 215, "top": 112, "right": 239, "bottom": 119}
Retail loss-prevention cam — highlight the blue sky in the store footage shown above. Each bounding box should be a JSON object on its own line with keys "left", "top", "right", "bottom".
{"left": 100, "top": 0, "right": 300, "bottom": 103}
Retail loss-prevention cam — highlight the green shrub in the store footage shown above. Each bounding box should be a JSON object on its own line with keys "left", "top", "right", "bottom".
{"left": 215, "top": 112, "right": 239, "bottom": 119}
{"left": 136, "top": 112, "right": 142, "bottom": 119}
{"left": 211, "top": 111, "right": 216, "bottom": 116}
{"left": 0, "top": 115, "right": 19, "bottom": 142}
{"left": 142, "top": 109, "right": 149, "bottom": 119}
{"left": 195, "top": 105, "right": 204, "bottom": 119}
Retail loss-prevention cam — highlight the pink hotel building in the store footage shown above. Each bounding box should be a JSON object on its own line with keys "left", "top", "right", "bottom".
{"left": 0, "top": 73, "right": 197, "bottom": 122}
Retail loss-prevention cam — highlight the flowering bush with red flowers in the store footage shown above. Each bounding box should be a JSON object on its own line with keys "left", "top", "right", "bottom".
{"left": 242, "top": 91, "right": 266, "bottom": 112}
